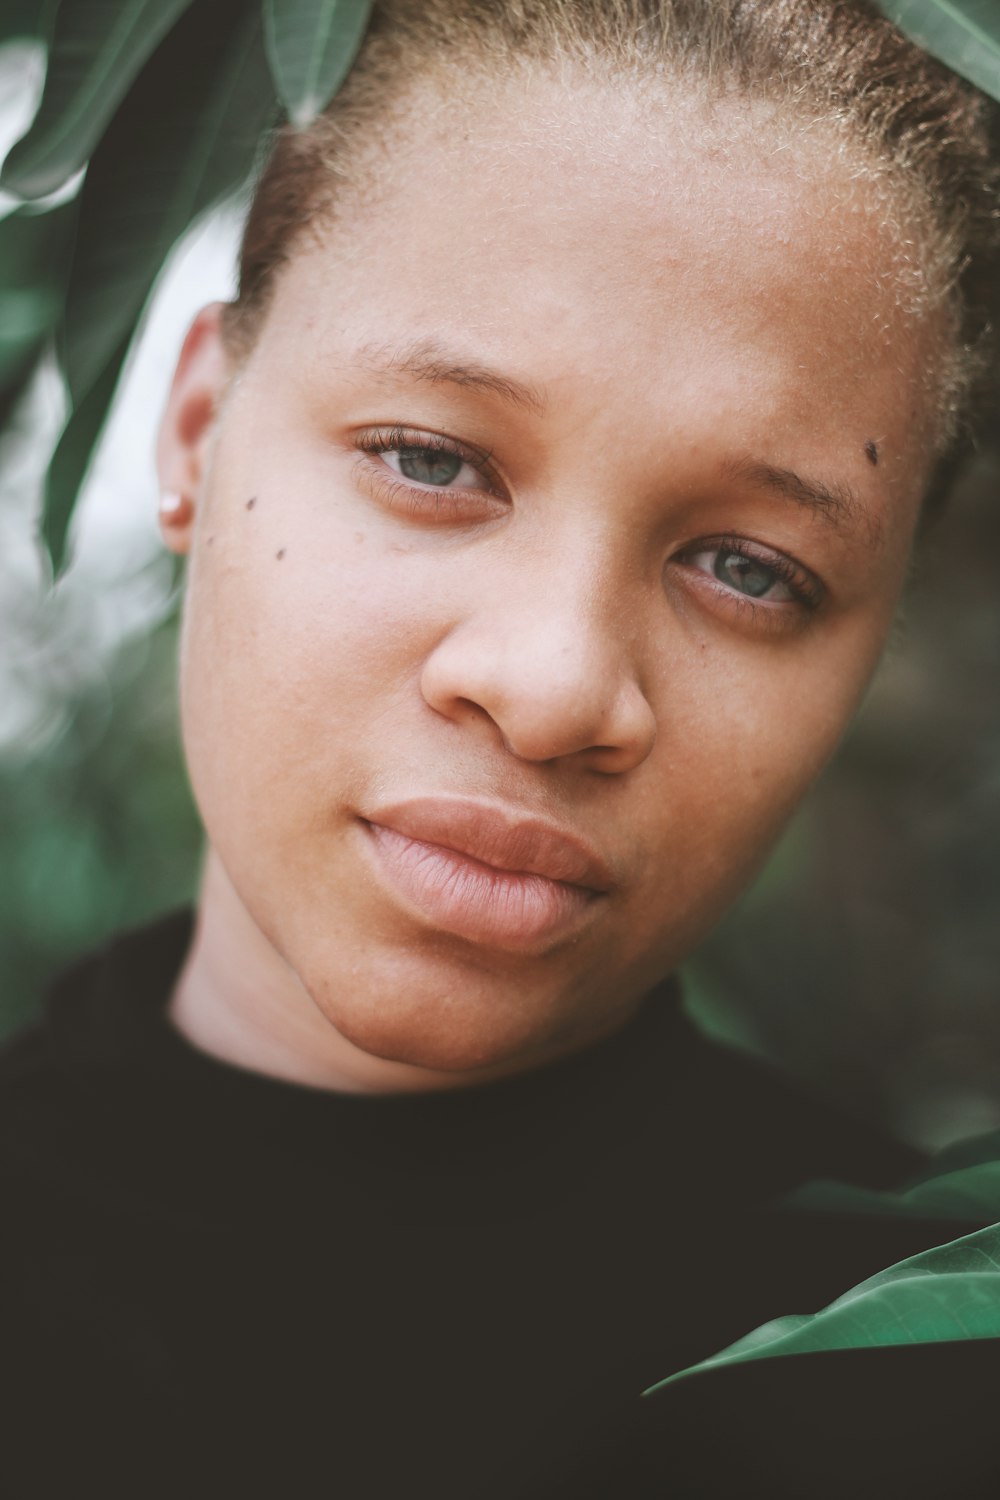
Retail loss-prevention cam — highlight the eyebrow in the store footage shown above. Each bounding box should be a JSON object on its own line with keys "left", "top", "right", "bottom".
{"left": 724, "top": 456, "right": 883, "bottom": 547}
{"left": 349, "top": 343, "right": 883, "bottom": 543}
{"left": 354, "top": 338, "right": 546, "bottom": 415}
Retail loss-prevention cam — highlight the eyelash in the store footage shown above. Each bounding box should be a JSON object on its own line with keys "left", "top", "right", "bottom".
{"left": 352, "top": 428, "right": 822, "bottom": 618}
{"left": 353, "top": 426, "right": 502, "bottom": 513}
{"left": 678, "top": 534, "right": 823, "bottom": 615}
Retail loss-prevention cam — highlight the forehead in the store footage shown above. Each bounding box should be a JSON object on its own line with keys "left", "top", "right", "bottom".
{"left": 263, "top": 69, "right": 940, "bottom": 514}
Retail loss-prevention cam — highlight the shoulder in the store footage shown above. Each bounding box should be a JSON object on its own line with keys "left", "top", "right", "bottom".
{"left": 0, "top": 911, "right": 193, "bottom": 1195}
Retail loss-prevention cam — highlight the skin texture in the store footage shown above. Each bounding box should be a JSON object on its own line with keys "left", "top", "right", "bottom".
{"left": 157, "top": 73, "right": 941, "bottom": 1092}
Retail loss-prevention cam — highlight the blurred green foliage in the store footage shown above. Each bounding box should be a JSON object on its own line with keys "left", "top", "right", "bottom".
{"left": 0, "top": 618, "right": 201, "bottom": 1033}
{"left": 0, "top": 0, "right": 374, "bottom": 574}
{"left": 0, "top": 199, "right": 75, "bottom": 431}
{"left": 878, "top": 0, "right": 1000, "bottom": 100}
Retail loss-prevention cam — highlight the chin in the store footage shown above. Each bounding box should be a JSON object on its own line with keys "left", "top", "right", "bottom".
{"left": 308, "top": 960, "right": 568, "bottom": 1079}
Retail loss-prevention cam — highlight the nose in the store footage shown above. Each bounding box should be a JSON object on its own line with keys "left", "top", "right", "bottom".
{"left": 419, "top": 568, "right": 657, "bottom": 774}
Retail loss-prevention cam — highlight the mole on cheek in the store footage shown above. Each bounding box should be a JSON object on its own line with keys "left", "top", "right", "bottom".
{"left": 246, "top": 496, "right": 257, "bottom": 511}
{"left": 864, "top": 440, "right": 879, "bottom": 466}
{"left": 276, "top": 549, "right": 286, "bottom": 561}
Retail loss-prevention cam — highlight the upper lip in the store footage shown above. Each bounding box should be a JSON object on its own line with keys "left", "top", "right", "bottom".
{"left": 363, "top": 796, "right": 614, "bottom": 892}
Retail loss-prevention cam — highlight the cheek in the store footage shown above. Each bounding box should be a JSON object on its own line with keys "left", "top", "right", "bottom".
{"left": 622, "top": 612, "right": 893, "bottom": 957}
{"left": 696, "top": 633, "right": 877, "bottom": 812}
{"left": 177, "top": 501, "right": 450, "bottom": 845}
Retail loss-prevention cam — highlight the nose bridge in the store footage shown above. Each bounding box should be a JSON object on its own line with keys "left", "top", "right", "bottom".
{"left": 515, "top": 546, "right": 628, "bottom": 696}
{"left": 420, "top": 533, "right": 656, "bottom": 769}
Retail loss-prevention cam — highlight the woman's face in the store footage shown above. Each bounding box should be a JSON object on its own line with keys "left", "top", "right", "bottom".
{"left": 160, "top": 74, "right": 940, "bottom": 1078}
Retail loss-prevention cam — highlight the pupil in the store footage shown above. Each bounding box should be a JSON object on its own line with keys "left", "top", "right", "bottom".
{"left": 398, "top": 448, "right": 463, "bottom": 486}
{"left": 714, "top": 551, "right": 774, "bottom": 598}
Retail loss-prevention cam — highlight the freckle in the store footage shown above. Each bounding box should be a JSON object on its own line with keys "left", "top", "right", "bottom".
{"left": 864, "top": 440, "right": 879, "bottom": 466}
{"left": 354, "top": 531, "right": 365, "bottom": 543}
{"left": 276, "top": 548, "right": 286, "bottom": 560}
{"left": 246, "top": 496, "right": 257, "bottom": 510}
{"left": 207, "top": 535, "right": 215, "bottom": 546}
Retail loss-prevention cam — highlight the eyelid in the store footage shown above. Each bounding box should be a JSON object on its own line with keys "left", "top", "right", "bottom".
{"left": 678, "top": 534, "right": 825, "bottom": 610}
{"left": 350, "top": 424, "right": 510, "bottom": 522}
{"left": 353, "top": 424, "right": 504, "bottom": 494}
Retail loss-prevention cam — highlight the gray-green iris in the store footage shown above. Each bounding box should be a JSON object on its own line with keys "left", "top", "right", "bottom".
{"left": 714, "top": 551, "right": 774, "bottom": 598}
{"left": 398, "top": 448, "right": 463, "bottom": 485}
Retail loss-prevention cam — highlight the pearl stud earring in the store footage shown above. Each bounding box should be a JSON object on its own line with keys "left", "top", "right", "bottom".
{"left": 159, "top": 491, "right": 192, "bottom": 525}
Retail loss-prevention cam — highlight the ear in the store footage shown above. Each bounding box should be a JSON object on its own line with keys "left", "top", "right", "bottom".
{"left": 156, "top": 302, "right": 232, "bottom": 555}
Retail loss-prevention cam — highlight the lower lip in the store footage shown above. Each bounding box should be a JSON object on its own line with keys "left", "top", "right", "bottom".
{"left": 360, "top": 820, "right": 598, "bottom": 950}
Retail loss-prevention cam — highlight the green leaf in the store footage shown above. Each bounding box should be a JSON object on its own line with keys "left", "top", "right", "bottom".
{"left": 917, "top": 1127, "right": 1000, "bottom": 1177}
{"left": 263, "top": 0, "right": 372, "bottom": 128}
{"left": 1, "top": 0, "right": 198, "bottom": 199}
{"left": 0, "top": 198, "right": 76, "bottom": 391}
{"left": 0, "top": 367, "right": 35, "bottom": 434}
{"left": 0, "top": 286, "right": 60, "bottom": 376}
{"left": 0, "top": 200, "right": 75, "bottom": 289}
{"left": 0, "top": 0, "right": 54, "bottom": 46}
{"left": 646, "top": 1221, "right": 1000, "bottom": 1394}
{"left": 787, "top": 1128, "right": 1000, "bottom": 1222}
{"left": 789, "top": 1162, "right": 1000, "bottom": 1222}
{"left": 41, "top": 336, "right": 129, "bottom": 577}
{"left": 58, "top": 0, "right": 275, "bottom": 407}
{"left": 878, "top": 0, "right": 1000, "bottom": 103}
{"left": 42, "top": 0, "right": 277, "bottom": 571}
{"left": 808, "top": 1166, "right": 1000, "bottom": 1220}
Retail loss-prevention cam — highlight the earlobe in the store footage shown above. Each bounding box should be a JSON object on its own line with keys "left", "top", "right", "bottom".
{"left": 158, "top": 489, "right": 195, "bottom": 544}
{"left": 156, "top": 302, "right": 232, "bottom": 555}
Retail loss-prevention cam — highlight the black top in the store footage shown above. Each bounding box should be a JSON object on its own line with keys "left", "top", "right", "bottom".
{"left": 0, "top": 912, "right": 987, "bottom": 1497}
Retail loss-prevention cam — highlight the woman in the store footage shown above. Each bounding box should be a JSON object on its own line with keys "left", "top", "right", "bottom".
{"left": 2, "top": 2, "right": 997, "bottom": 1494}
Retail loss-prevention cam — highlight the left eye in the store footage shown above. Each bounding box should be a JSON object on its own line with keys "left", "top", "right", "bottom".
{"left": 708, "top": 548, "right": 793, "bottom": 602}
{"left": 683, "top": 542, "right": 806, "bottom": 605}
{"left": 382, "top": 445, "right": 486, "bottom": 489}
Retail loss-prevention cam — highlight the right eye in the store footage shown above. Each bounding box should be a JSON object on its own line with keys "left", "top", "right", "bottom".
{"left": 382, "top": 445, "right": 488, "bottom": 490}
{"left": 352, "top": 425, "right": 507, "bottom": 522}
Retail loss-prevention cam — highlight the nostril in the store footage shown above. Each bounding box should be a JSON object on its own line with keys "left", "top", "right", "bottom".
{"left": 587, "top": 732, "right": 657, "bottom": 775}
{"left": 419, "top": 611, "right": 655, "bottom": 767}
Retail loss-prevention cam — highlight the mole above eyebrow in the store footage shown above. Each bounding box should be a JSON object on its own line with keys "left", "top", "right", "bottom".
{"left": 725, "top": 456, "right": 883, "bottom": 547}
{"left": 354, "top": 338, "right": 546, "bottom": 415}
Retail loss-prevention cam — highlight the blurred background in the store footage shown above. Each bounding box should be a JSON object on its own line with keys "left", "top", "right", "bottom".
{"left": 1, "top": 30, "right": 998, "bottom": 1153}
{"left": 0, "top": 35, "right": 232, "bottom": 1033}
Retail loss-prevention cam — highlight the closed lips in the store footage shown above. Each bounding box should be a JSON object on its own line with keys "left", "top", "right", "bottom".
{"left": 358, "top": 797, "right": 612, "bottom": 948}
{"left": 362, "top": 797, "right": 613, "bottom": 891}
